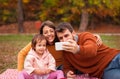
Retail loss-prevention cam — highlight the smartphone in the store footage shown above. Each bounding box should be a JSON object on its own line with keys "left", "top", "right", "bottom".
{"left": 55, "top": 42, "right": 69, "bottom": 51}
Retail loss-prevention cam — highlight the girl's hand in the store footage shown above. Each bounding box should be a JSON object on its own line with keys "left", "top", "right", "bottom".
{"left": 45, "top": 69, "right": 52, "bottom": 74}
{"left": 33, "top": 69, "right": 46, "bottom": 75}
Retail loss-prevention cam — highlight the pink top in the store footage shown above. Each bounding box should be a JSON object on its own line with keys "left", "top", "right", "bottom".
{"left": 24, "top": 49, "right": 56, "bottom": 74}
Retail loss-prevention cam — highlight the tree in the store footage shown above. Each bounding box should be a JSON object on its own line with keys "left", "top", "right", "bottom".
{"left": 70, "top": 0, "right": 120, "bottom": 31}
{"left": 79, "top": 10, "right": 89, "bottom": 31}
{"left": 17, "top": 0, "right": 24, "bottom": 33}
{"left": 1, "top": 0, "right": 120, "bottom": 32}
{"left": 18, "top": 0, "right": 120, "bottom": 32}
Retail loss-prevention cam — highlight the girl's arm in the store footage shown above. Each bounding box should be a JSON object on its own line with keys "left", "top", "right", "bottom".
{"left": 47, "top": 53, "right": 56, "bottom": 72}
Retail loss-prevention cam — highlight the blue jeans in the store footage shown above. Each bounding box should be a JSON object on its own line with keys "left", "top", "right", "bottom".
{"left": 102, "top": 53, "right": 120, "bottom": 79}
{"left": 56, "top": 65, "right": 63, "bottom": 70}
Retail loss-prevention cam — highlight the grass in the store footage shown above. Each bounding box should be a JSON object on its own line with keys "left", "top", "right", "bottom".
{"left": 0, "top": 34, "right": 120, "bottom": 74}
{"left": 101, "top": 35, "right": 120, "bottom": 49}
{"left": 0, "top": 34, "right": 33, "bottom": 73}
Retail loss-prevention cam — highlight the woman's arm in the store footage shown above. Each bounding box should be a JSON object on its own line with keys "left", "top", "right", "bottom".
{"left": 17, "top": 42, "right": 31, "bottom": 71}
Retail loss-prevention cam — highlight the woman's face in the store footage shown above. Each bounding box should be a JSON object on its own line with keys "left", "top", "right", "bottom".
{"left": 42, "top": 26, "right": 55, "bottom": 44}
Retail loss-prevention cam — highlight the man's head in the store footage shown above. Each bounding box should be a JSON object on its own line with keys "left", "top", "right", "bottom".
{"left": 55, "top": 22, "right": 75, "bottom": 42}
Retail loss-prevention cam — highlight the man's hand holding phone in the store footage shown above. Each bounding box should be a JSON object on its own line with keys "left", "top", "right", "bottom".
{"left": 55, "top": 40, "right": 80, "bottom": 54}
{"left": 55, "top": 42, "right": 69, "bottom": 51}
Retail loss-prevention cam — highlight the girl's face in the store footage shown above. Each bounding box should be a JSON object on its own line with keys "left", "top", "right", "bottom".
{"left": 35, "top": 39, "right": 46, "bottom": 55}
{"left": 42, "top": 26, "right": 55, "bottom": 45}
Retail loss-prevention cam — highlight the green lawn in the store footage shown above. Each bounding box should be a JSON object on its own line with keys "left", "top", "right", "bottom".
{"left": 0, "top": 34, "right": 33, "bottom": 73}
{"left": 0, "top": 34, "right": 120, "bottom": 74}
{"left": 101, "top": 35, "right": 120, "bottom": 49}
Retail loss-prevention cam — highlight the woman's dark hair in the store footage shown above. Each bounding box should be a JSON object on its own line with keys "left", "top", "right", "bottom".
{"left": 32, "top": 34, "right": 46, "bottom": 51}
{"left": 39, "top": 20, "right": 59, "bottom": 45}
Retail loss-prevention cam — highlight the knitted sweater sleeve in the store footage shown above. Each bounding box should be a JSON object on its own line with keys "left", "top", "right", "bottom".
{"left": 17, "top": 42, "right": 31, "bottom": 71}
{"left": 79, "top": 32, "right": 98, "bottom": 57}
{"left": 63, "top": 53, "right": 76, "bottom": 75}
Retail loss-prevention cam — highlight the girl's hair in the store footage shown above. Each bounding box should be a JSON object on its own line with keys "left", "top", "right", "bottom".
{"left": 31, "top": 34, "right": 46, "bottom": 51}
{"left": 55, "top": 22, "right": 74, "bottom": 33}
{"left": 39, "top": 20, "right": 59, "bottom": 44}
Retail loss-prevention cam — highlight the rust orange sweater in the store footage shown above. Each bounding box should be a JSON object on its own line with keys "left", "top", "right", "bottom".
{"left": 17, "top": 42, "right": 63, "bottom": 71}
{"left": 63, "top": 32, "right": 120, "bottom": 78}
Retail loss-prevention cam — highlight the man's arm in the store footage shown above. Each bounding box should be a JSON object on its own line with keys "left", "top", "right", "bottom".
{"left": 78, "top": 32, "right": 98, "bottom": 57}
{"left": 63, "top": 32, "right": 98, "bottom": 57}
{"left": 17, "top": 42, "right": 31, "bottom": 71}
{"left": 63, "top": 53, "right": 76, "bottom": 77}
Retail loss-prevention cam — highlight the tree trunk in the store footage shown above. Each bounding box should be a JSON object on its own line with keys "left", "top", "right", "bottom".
{"left": 79, "top": 10, "right": 89, "bottom": 32}
{"left": 17, "top": 0, "right": 24, "bottom": 33}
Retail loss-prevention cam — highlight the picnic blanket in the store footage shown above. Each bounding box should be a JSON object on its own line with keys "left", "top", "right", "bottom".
{"left": 0, "top": 69, "right": 18, "bottom": 79}
{"left": 75, "top": 74, "right": 98, "bottom": 79}
{"left": 0, "top": 69, "right": 98, "bottom": 79}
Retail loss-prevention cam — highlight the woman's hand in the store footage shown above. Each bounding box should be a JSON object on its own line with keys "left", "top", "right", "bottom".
{"left": 94, "top": 34, "right": 102, "bottom": 46}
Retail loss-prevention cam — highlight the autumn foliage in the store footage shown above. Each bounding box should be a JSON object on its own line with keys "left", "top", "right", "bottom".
{"left": 0, "top": 0, "right": 120, "bottom": 25}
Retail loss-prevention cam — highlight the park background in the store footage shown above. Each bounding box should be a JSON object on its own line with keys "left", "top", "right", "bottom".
{"left": 0, "top": 0, "right": 120, "bottom": 74}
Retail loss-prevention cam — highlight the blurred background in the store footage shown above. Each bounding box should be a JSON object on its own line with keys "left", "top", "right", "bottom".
{"left": 0, "top": 0, "right": 120, "bottom": 33}
{"left": 0, "top": 0, "right": 120, "bottom": 74}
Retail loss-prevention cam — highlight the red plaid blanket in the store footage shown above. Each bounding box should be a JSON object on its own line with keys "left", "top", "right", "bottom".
{"left": 0, "top": 69, "right": 18, "bottom": 79}
{"left": 0, "top": 69, "right": 98, "bottom": 79}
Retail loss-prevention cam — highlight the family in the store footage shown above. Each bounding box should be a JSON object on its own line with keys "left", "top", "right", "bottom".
{"left": 17, "top": 20, "right": 120, "bottom": 79}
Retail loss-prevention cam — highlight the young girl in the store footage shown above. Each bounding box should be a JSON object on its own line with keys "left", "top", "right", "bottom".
{"left": 18, "top": 34, "right": 65, "bottom": 79}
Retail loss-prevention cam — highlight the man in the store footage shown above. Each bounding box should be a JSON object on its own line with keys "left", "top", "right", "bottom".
{"left": 55, "top": 22, "right": 120, "bottom": 79}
